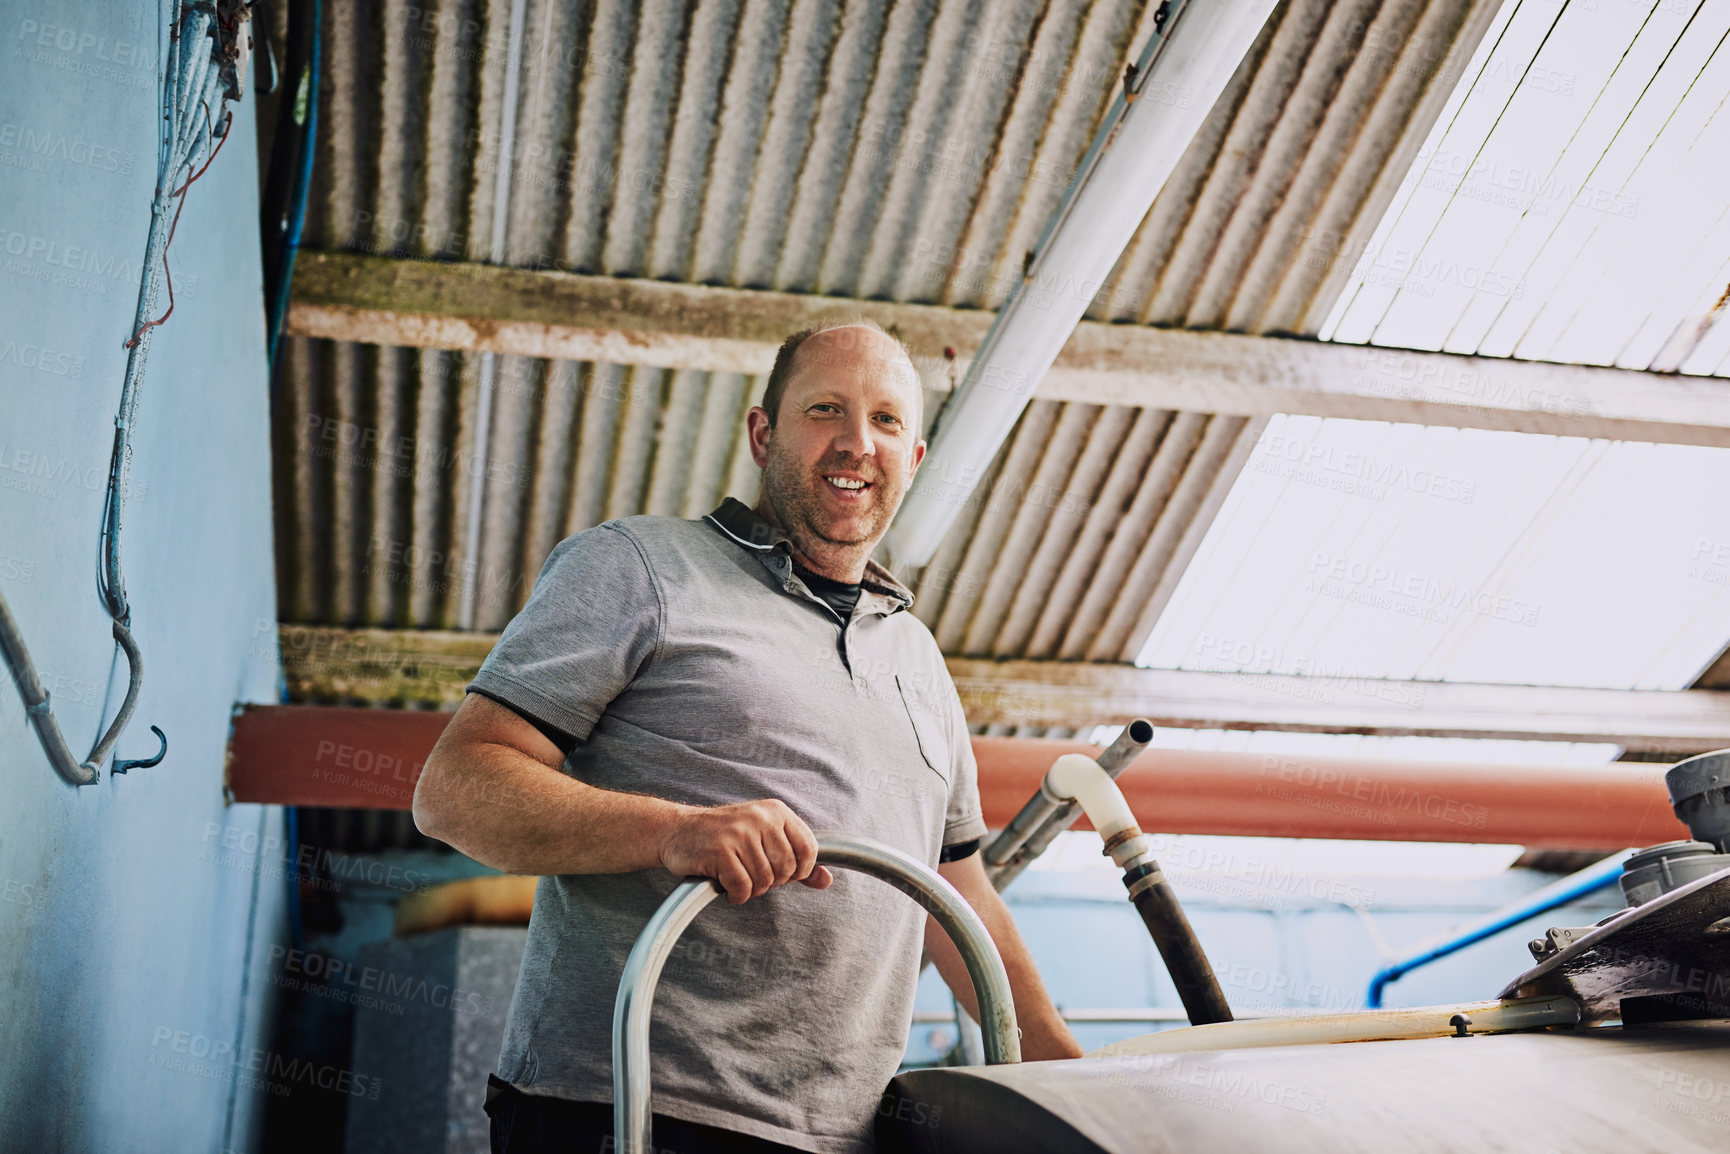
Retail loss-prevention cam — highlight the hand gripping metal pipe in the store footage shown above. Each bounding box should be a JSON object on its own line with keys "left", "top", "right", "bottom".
{"left": 613, "top": 832, "right": 1021, "bottom": 1154}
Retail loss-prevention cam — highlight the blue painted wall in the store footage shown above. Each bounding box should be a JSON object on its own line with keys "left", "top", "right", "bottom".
{"left": 0, "top": 3, "right": 285, "bottom": 1149}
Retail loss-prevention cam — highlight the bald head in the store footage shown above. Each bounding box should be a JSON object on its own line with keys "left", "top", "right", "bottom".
{"left": 761, "top": 321, "right": 923, "bottom": 433}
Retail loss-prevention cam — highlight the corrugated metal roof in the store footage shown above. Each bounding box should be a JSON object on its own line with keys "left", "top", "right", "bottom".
{"left": 271, "top": 0, "right": 1498, "bottom": 650}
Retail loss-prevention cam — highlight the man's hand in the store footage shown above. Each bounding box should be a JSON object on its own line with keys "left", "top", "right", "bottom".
{"left": 657, "top": 798, "right": 835, "bottom": 904}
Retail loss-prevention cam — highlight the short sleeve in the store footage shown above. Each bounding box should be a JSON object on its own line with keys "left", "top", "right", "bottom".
{"left": 467, "top": 524, "right": 662, "bottom": 745}
{"left": 940, "top": 677, "right": 988, "bottom": 850}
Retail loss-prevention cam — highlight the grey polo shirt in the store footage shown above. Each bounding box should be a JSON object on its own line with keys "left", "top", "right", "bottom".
{"left": 467, "top": 499, "right": 987, "bottom": 1154}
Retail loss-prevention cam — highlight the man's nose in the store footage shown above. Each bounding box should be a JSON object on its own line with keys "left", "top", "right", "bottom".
{"left": 832, "top": 412, "right": 876, "bottom": 457}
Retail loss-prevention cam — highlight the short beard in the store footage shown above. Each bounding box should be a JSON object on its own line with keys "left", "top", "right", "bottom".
{"left": 760, "top": 439, "right": 905, "bottom": 554}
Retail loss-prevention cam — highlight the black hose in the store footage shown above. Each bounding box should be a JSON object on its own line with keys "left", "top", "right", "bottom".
{"left": 1124, "top": 861, "right": 1233, "bottom": 1025}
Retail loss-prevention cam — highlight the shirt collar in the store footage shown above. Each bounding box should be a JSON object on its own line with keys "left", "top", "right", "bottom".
{"left": 703, "top": 498, "right": 914, "bottom": 612}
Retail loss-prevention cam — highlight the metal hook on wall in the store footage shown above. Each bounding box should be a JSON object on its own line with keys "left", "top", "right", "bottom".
{"left": 113, "top": 726, "right": 169, "bottom": 775}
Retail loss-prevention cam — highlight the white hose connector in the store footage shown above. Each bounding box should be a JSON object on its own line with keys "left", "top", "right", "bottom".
{"left": 1042, "top": 754, "right": 1150, "bottom": 869}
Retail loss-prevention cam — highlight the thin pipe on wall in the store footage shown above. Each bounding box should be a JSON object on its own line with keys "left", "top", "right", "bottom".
{"left": 1365, "top": 852, "right": 1627, "bottom": 1008}
{"left": 457, "top": 0, "right": 530, "bottom": 632}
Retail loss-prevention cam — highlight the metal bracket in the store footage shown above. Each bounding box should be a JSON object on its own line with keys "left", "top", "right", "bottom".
{"left": 1526, "top": 925, "right": 1594, "bottom": 961}
{"left": 1501, "top": 866, "right": 1730, "bottom": 1023}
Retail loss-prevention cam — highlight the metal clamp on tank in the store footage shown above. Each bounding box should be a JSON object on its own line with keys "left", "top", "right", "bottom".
{"left": 612, "top": 831, "right": 1020, "bottom": 1154}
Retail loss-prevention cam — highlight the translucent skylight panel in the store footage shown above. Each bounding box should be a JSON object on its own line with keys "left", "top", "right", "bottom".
{"left": 1140, "top": 1, "right": 1730, "bottom": 736}
{"left": 1450, "top": 0, "right": 1707, "bottom": 355}
{"left": 1617, "top": 228, "right": 1730, "bottom": 371}
{"left": 1321, "top": 0, "right": 1556, "bottom": 346}
{"left": 1679, "top": 277, "right": 1730, "bottom": 372}
{"left": 1322, "top": 0, "right": 1730, "bottom": 377}
{"left": 1137, "top": 415, "right": 1730, "bottom": 690}
{"left": 1396, "top": 0, "right": 1662, "bottom": 354}
{"left": 1512, "top": 11, "right": 1730, "bottom": 364}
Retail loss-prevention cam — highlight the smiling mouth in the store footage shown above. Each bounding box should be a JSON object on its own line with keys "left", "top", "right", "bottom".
{"left": 824, "top": 475, "right": 872, "bottom": 497}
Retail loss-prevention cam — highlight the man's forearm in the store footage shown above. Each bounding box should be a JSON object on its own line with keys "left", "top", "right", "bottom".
{"left": 414, "top": 695, "right": 833, "bottom": 902}
{"left": 928, "top": 859, "right": 1084, "bottom": 1061}
{"left": 416, "top": 735, "right": 691, "bottom": 876}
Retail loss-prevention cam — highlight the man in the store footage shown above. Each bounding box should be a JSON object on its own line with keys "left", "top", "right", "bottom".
{"left": 413, "top": 321, "right": 1082, "bottom": 1154}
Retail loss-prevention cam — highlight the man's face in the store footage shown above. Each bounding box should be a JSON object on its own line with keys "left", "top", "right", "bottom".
{"left": 748, "top": 327, "right": 927, "bottom": 554}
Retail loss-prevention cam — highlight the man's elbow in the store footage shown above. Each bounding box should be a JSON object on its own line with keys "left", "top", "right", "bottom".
{"left": 411, "top": 759, "right": 454, "bottom": 843}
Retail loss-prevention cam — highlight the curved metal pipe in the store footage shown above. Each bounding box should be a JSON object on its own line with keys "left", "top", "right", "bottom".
{"left": 82, "top": 620, "right": 146, "bottom": 774}
{"left": 612, "top": 877, "right": 720, "bottom": 1154}
{"left": 613, "top": 831, "right": 1020, "bottom": 1154}
{"left": 817, "top": 833, "right": 1020, "bottom": 1061}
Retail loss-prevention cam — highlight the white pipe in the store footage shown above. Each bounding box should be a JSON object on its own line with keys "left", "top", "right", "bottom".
{"left": 885, "top": 0, "right": 1280, "bottom": 569}
{"left": 1044, "top": 753, "right": 1236, "bottom": 1026}
{"left": 1088, "top": 995, "right": 1582, "bottom": 1058}
{"left": 985, "top": 718, "right": 1154, "bottom": 875}
{"left": 1044, "top": 752, "right": 1139, "bottom": 842}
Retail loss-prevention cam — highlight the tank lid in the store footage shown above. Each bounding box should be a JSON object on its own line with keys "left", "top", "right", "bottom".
{"left": 1622, "top": 840, "right": 1717, "bottom": 873}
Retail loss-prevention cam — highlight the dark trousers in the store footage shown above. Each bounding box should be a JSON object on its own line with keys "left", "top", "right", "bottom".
{"left": 486, "top": 1075, "right": 808, "bottom": 1154}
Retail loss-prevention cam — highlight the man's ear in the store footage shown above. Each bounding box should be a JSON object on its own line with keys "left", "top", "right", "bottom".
{"left": 909, "top": 439, "right": 926, "bottom": 473}
{"left": 746, "top": 405, "right": 773, "bottom": 469}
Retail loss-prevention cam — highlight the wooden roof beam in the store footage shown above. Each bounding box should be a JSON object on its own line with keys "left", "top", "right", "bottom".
{"left": 288, "top": 251, "right": 1730, "bottom": 447}
{"left": 275, "top": 626, "right": 1730, "bottom": 753}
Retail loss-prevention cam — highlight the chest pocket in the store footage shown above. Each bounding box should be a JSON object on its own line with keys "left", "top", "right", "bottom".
{"left": 896, "top": 673, "right": 953, "bottom": 786}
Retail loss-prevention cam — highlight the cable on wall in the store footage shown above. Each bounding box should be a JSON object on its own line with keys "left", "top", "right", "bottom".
{"left": 262, "top": 0, "right": 322, "bottom": 371}
{"left": 0, "top": 1, "right": 254, "bottom": 786}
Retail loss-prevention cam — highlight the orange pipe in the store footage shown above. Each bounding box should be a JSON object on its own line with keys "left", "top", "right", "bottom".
{"left": 228, "top": 705, "right": 438, "bottom": 809}
{"left": 229, "top": 707, "right": 1689, "bottom": 849}
{"left": 973, "top": 737, "right": 1688, "bottom": 850}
